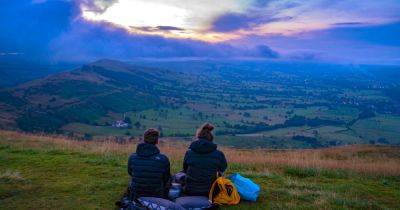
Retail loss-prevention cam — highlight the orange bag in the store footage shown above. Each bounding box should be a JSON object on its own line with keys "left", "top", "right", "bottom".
{"left": 208, "top": 173, "right": 240, "bottom": 205}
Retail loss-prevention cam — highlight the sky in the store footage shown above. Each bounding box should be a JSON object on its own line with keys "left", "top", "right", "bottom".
{"left": 1, "top": 0, "right": 400, "bottom": 64}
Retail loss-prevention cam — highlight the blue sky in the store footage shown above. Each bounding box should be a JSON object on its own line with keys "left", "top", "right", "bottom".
{"left": 1, "top": 0, "right": 399, "bottom": 64}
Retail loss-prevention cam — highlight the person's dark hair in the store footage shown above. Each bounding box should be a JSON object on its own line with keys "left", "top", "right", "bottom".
{"left": 143, "top": 128, "right": 159, "bottom": 144}
{"left": 196, "top": 123, "right": 214, "bottom": 141}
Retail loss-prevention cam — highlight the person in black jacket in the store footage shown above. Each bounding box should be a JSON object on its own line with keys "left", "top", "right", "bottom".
{"left": 128, "top": 128, "right": 171, "bottom": 198}
{"left": 183, "top": 123, "right": 227, "bottom": 196}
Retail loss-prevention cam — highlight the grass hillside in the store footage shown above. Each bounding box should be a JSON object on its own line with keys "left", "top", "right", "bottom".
{"left": 1, "top": 131, "right": 399, "bottom": 209}
{"left": 1, "top": 60, "right": 399, "bottom": 148}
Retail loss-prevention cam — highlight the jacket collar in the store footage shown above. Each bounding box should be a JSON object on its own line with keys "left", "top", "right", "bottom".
{"left": 189, "top": 138, "right": 217, "bottom": 154}
{"left": 136, "top": 143, "right": 160, "bottom": 157}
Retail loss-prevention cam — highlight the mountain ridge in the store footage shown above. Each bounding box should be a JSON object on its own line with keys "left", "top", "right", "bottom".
{"left": 0, "top": 59, "right": 175, "bottom": 131}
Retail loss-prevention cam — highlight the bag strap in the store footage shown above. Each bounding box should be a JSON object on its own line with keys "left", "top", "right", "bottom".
{"left": 209, "top": 177, "right": 219, "bottom": 202}
{"left": 209, "top": 171, "right": 225, "bottom": 202}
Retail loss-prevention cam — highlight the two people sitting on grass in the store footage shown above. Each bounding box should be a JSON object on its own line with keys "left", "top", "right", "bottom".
{"left": 127, "top": 123, "right": 227, "bottom": 199}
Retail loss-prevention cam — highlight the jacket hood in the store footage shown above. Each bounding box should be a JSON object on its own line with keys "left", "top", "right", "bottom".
{"left": 136, "top": 143, "right": 160, "bottom": 157}
{"left": 189, "top": 139, "right": 217, "bottom": 154}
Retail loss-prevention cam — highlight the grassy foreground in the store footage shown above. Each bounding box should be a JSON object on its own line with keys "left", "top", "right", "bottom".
{"left": 0, "top": 131, "right": 399, "bottom": 209}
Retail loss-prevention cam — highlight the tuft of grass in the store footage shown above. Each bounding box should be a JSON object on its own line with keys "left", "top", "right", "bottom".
{"left": 284, "top": 167, "right": 350, "bottom": 179}
{"left": 0, "top": 170, "right": 25, "bottom": 182}
{"left": 285, "top": 167, "right": 318, "bottom": 178}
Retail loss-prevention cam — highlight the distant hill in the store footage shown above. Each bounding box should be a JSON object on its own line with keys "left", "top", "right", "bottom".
{"left": 0, "top": 59, "right": 399, "bottom": 148}
{"left": 0, "top": 59, "right": 187, "bottom": 131}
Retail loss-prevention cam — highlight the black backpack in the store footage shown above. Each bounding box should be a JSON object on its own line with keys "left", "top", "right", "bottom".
{"left": 116, "top": 187, "right": 148, "bottom": 210}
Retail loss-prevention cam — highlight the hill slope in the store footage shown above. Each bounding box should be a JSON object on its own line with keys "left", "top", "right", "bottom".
{"left": 0, "top": 59, "right": 189, "bottom": 132}
{"left": 0, "top": 131, "right": 399, "bottom": 209}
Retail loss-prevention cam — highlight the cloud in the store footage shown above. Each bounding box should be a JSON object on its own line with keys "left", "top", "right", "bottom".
{"left": 0, "top": 0, "right": 277, "bottom": 63}
{"left": 234, "top": 22, "right": 400, "bottom": 64}
{"left": 155, "top": 26, "right": 184, "bottom": 31}
{"left": 0, "top": 0, "right": 79, "bottom": 60}
{"left": 0, "top": 52, "right": 24, "bottom": 56}
{"left": 209, "top": 0, "right": 400, "bottom": 37}
{"left": 78, "top": 0, "right": 119, "bottom": 13}
{"left": 49, "top": 19, "right": 280, "bottom": 62}
{"left": 287, "top": 50, "right": 322, "bottom": 61}
{"left": 255, "top": 45, "right": 280, "bottom": 58}
{"left": 1, "top": 0, "right": 398, "bottom": 64}
{"left": 81, "top": 0, "right": 251, "bottom": 41}
{"left": 129, "top": 26, "right": 184, "bottom": 33}
{"left": 332, "top": 22, "right": 366, "bottom": 26}
{"left": 211, "top": 12, "right": 293, "bottom": 32}
{"left": 211, "top": 13, "right": 255, "bottom": 32}
{"left": 313, "top": 22, "right": 400, "bottom": 47}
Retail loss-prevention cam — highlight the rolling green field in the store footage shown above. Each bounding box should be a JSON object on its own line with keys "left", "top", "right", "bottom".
{"left": 1, "top": 131, "right": 400, "bottom": 209}
{"left": 1, "top": 60, "right": 399, "bottom": 149}
{"left": 62, "top": 111, "right": 400, "bottom": 149}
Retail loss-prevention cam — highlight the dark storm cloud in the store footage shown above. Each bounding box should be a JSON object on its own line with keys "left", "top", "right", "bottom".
{"left": 50, "top": 20, "right": 280, "bottom": 62}
{"left": 156, "top": 26, "right": 184, "bottom": 31}
{"left": 130, "top": 26, "right": 184, "bottom": 32}
{"left": 332, "top": 22, "right": 366, "bottom": 26}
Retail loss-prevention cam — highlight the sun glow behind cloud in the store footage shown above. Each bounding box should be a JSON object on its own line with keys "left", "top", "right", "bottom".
{"left": 81, "top": 0, "right": 249, "bottom": 42}
{"left": 83, "top": 1, "right": 188, "bottom": 28}
{"left": 80, "top": 0, "right": 400, "bottom": 42}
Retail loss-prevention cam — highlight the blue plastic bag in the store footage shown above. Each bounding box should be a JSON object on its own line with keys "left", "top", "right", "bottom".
{"left": 229, "top": 173, "right": 260, "bottom": 202}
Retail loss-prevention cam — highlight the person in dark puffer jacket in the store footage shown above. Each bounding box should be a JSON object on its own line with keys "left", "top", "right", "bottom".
{"left": 183, "top": 123, "right": 227, "bottom": 196}
{"left": 128, "top": 128, "right": 171, "bottom": 198}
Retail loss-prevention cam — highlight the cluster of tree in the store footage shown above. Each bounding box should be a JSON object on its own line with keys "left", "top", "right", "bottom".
{"left": 231, "top": 104, "right": 270, "bottom": 110}
{"left": 347, "top": 109, "right": 376, "bottom": 126}
{"left": 123, "top": 116, "right": 132, "bottom": 124}
{"left": 217, "top": 115, "right": 344, "bottom": 135}
{"left": 284, "top": 115, "right": 344, "bottom": 127}
{"left": 166, "top": 133, "right": 192, "bottom": 137}
{"left": 291, "top": 135, "right": 322, "bottom": 148}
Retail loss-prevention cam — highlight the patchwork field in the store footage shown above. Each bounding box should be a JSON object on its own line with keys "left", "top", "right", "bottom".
{"left": 1, "top": 131, "right": 400, "bottom": 209}
{"left": 2, "top": 60, "right": 399, "bottom": 149}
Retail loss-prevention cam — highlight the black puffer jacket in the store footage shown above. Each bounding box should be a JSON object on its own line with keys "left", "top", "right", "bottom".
{"left": 128, "top": 143, "right": 171, "bottom": 198}
{"left": 183, "top": 139, "right": 227, "bottom": 196}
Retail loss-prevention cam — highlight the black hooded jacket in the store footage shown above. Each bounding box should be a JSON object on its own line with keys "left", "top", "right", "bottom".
{"left": 128, "top": 143, "right": 171, "bottom": 198}
{"left": 183, "top": 139, "right": 227, "bottom": 196}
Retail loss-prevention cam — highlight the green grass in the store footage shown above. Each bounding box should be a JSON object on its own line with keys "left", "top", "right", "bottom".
{"left": 1, "top": 134, "right": 400, "bottom": 209}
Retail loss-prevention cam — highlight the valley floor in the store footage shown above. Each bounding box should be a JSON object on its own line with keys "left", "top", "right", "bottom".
{"left": 0, "top": 131, "right": 399, "bottom": 209}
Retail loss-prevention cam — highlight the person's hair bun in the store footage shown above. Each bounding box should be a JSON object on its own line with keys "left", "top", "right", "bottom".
{"left": 202, "top": 123, "right": 214, "bottom": 131}
{"left": 196, "top": 122, "right": 214, "bottom": 141}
